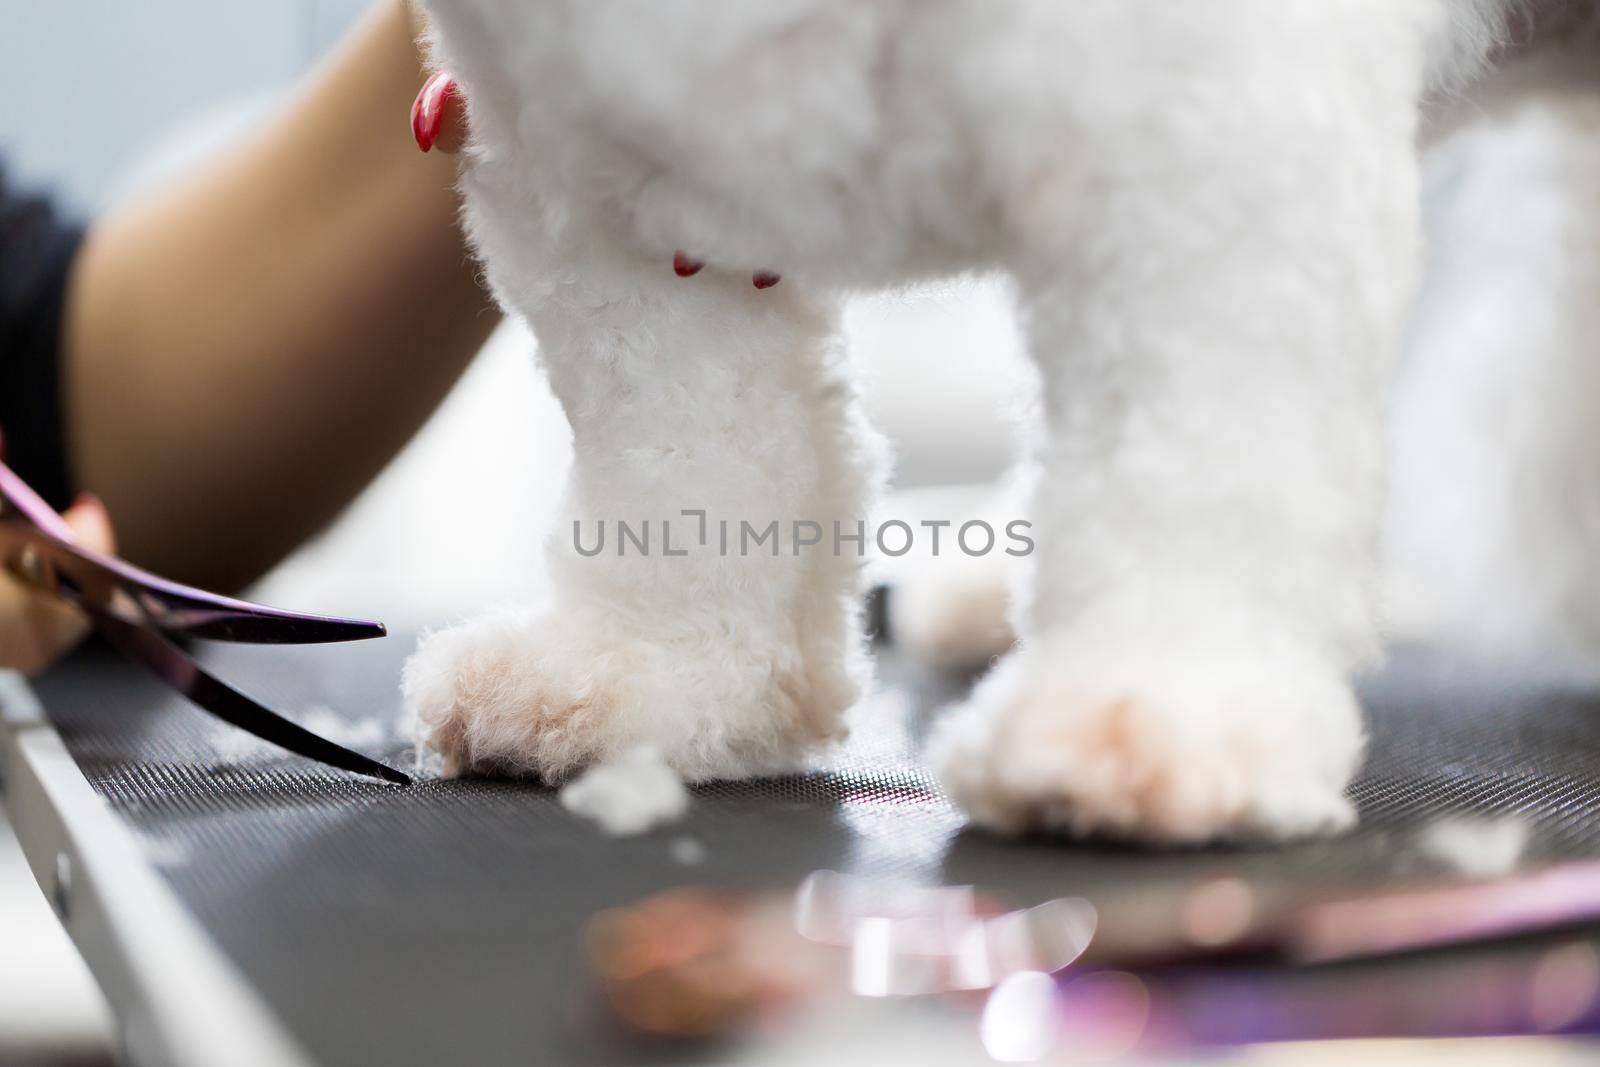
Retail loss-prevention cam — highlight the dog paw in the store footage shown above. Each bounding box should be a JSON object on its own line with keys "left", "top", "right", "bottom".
{"left": 402, "top": 605, "right": 852, "bottom": 782}
{"left": 890, "top": 550, "right": 1018, "bottom": 674}
{"left": 929, "top": 637, "right": 1363, "bottom": 844}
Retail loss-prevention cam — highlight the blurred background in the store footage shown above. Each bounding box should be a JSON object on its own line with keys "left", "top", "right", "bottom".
{"left": 0, "top": 2, "right": 1032, "bottom": 1061}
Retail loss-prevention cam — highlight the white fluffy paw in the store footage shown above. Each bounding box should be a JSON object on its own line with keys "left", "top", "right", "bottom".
{"left": 929, "top": 639, "right": 1363, "bottom": 844}
{"left": 891, "top": 550, "right": 1018, "bottom": 674}
{"left": 402, "top": 605, "right": 853, "bottom": 782}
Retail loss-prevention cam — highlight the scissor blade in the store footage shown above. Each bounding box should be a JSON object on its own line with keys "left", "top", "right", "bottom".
{"left": 2, "top": 460, "right": 384, "bottom": 645}
{"left": 175, "top": 614, "right": 387, "bottom": 644}
{"left": 14, "top": 524, "right": 385, "bottom": 644}
{"left": 83, "top": 544, "right": 386, "bottom": 644}
{"left": 89, "top": 606, "right": 411, "bottom": 786}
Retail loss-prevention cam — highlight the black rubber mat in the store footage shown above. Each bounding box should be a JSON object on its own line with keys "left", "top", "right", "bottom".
{"left": 32, "top": 634, "right": 1600, "bottom": 1064}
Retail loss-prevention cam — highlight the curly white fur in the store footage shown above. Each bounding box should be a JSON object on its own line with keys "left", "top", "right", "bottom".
{"left": 408, "top": 0, "right": 1597, "bottom": 843}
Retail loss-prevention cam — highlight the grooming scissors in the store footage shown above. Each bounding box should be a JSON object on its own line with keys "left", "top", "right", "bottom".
{"left": 0, "top": 460, "right": 409, "bottom": 785}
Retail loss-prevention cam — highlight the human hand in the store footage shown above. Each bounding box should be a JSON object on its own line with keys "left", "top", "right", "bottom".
{"left": 1, "top": 493, "right": 115, "bottom": 675}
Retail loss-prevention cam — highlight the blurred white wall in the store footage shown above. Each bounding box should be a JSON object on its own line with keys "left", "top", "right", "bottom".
{"left": 0, "top": 0, "right": 368, "bottom": 211}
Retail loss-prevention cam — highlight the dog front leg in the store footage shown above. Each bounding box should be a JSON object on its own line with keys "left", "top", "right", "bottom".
{"left": 405, "top": 252, "right": 878, "bottom": 782}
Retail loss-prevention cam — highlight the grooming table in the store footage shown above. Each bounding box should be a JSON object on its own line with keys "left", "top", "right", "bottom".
{"left": 7, "top": 631, "right": 1600, "bottom": 1066}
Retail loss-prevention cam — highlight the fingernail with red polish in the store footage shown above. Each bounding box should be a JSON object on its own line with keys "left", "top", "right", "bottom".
{"left": 72, "top": 492, "right": 104, "bottom": 514}
{"left": 753, "top": 271, "right": 781, "bottom": 290}
{"left": 412, "top": 71, "right": 459, "bottom": 153}
{"left": 673, "top": 252, "right": 704, "bottom": 278}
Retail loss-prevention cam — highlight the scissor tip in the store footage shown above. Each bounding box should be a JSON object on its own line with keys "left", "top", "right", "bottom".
{"left": 376, "top": 764, "right": 412, "bottom": 786}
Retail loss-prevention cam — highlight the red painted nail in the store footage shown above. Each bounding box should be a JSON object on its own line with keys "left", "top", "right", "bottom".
{"left": 412, "top": 71, "right": 459, "bottom": 153}
{"left": 753, "top": 271, "right": 781, "bottom": 290}
{"left": 673, "top": 252, "right": 704, "bottom": 278}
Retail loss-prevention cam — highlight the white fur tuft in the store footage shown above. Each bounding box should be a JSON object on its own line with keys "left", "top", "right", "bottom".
{"left": 558, "top": 745, "right": 690, "bottom": 836}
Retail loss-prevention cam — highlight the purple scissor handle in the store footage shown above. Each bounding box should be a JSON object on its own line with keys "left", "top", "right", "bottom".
{"left": 0, "top": 460, "right": 409, "bottom": 785}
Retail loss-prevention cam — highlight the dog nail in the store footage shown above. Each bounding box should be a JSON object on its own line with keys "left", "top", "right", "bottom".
{"left": 673, "top": 252, "right": 704, "bottom": 277}
{"left": 752, "top": 272, "right": 781, "bottom": 289}
{"left": 412, "top": 71, "right": 459, "bottom": 153}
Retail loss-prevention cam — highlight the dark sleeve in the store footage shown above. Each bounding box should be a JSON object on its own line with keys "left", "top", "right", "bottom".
{"left": 0, "top": 167, "right": 83, "bottom": 511}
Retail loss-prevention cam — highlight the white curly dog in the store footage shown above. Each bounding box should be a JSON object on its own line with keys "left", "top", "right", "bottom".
{"left": 405, "top": 0, "right": 1599, "bottom": 843}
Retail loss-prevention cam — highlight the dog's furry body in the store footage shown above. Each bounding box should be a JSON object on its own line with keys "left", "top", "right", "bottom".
{"left": 406, "top": 1, "right": 1599, "bottom": 842}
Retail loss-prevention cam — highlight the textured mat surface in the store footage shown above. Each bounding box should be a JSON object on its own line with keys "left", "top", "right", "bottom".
{"left": 32, "top": 635, "right": 1600, "bottom": 1064}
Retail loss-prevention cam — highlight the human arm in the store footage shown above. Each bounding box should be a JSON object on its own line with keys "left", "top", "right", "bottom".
{"left": 63, "top": 1, "right": 495, "bottom": 592}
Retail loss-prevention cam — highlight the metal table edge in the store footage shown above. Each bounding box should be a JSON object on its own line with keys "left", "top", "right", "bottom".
{"left": 0, "top": 671, "right": 314, "bottom": 1067}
